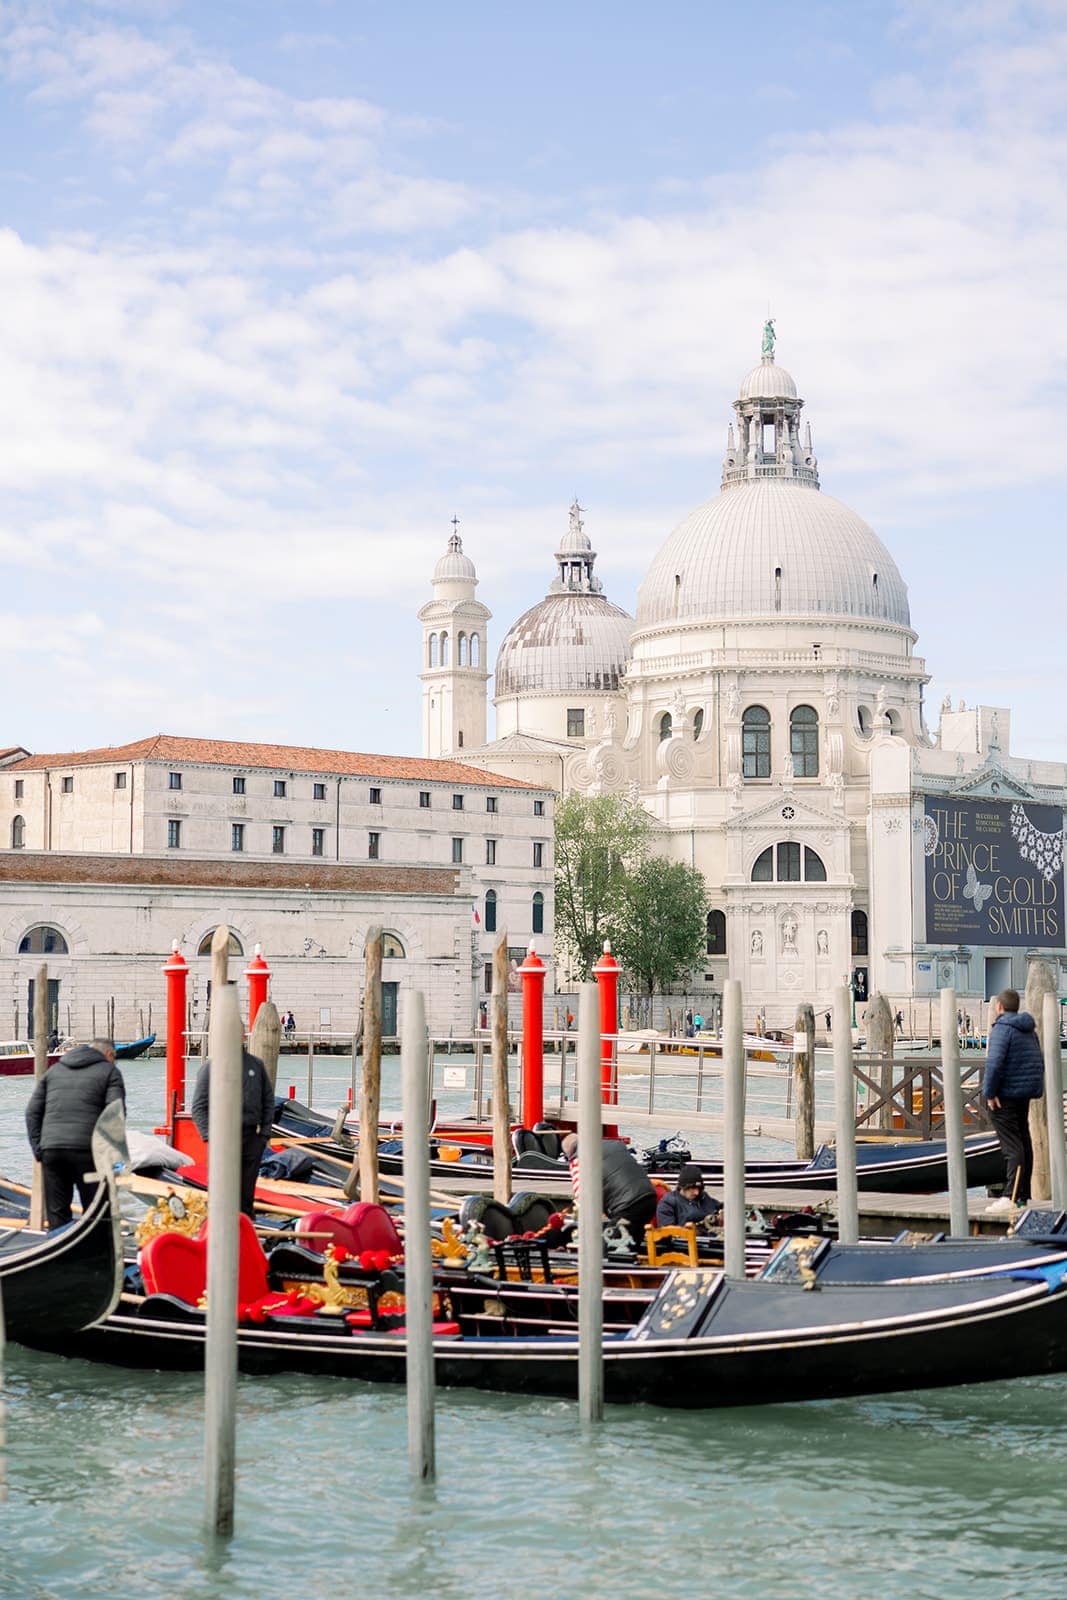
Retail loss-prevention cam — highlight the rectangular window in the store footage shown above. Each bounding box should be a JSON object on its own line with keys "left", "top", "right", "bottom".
{"left": 233, "top": 775, "right": 246, "bottom": 795}
{"left": 272, "top": 825, "right": 285, "bottom": 854}
{"left": 777, "top": 841, "right": 802, "bottom": 882}
{"left": 419, "top": 791, "right": 431, "bottom": 809}
{"left": 533, "top": 799, "right": 545, "bottom": 817}
{"left": 452, "top": 793, "right": 464, "bottom": 811}
{"left": 312, "top": 827, "right": 324, "bottom": 856}
{"left": 533, "top": 842, "right": 544, "bottom": 868}
{"left": 168, "top": 772, "right": 182, "bottom": 790}
{"left": 14, "top": 778, "right": 24, "bottom": 798}
{"left": 113, "top": 772, "right": 126, "bottom": 791}
{"left": 61, "top": 776, "right": 73, "bottom": 793}
{"left": 167, "top": 819, "right": 182, "bottom": 849}
{"left": 368, "top": 831, "right": 380, "bottom": 860}
{"left": 313, "top": 782, "right": 326, "bottom": 801}
{"left": 274, "top": 779, "right": 287, "bottom": 798}
{"left": 486, "top": 796, "right": 498, "bottom": 813}
{"left": 452, "top": 837, "right": 464, "bottom": 864}
{"left": 485, "top": 839, "right": 496, "bottom": 865}
{"left": 369, "top": 786, "right": 382, "bottom": 805}
{"left": 231, "top": 823, "right": 244, "bottom": 853}
{"left": 484, "top": 963, "right": 493, "bottom": 994}
{"left": 567, "top": 708, "right": 585, "bottom": 738}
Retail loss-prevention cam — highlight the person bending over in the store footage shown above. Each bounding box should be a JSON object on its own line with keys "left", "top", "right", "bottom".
{"left": 561, "top": 1132, "right": 658, "bottom": 1245}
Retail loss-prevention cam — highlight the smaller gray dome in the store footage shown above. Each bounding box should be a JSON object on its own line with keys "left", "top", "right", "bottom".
{"left": 433, "top": 532, "right": 477, "bottom": 583}
{"left": 738, "top": 356, "right": 798, "bottom": 401}
{"left": 495, "top": 593, "right": 633, "bottom": 697}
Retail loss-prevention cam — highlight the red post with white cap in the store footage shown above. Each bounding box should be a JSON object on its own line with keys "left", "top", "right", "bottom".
{"left": 519, "top": 943, "right": 546, "bottom": 1127}
{"left": 244, "top": 944, "right": 271, "bottom": 1032}
{"left": 163, "top": 941, "right": 189, "bottom": 1125}
{"left": 593, "top": 940, "right": 620, "bottom": 1106}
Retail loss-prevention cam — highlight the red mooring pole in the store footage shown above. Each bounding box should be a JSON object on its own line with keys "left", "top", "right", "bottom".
{"left": 245, "top": 944, "right": 271, "bottom": 1032}
{"left": 519, "top": 943, "right": 546, "bottom": 1126}
{"left": 163, "top": 942, "right": 189, "bottom": 1127}
{"left": 593, "top": 940, "right": 620, "bottom": 1106}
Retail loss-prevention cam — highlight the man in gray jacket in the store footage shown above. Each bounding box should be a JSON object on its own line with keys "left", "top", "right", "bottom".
{"left": 25, "top": 1040, "right": 126, "bottom": 1227}
{"left": 190, "top": 1048, "right": 276, "bottom": 1218}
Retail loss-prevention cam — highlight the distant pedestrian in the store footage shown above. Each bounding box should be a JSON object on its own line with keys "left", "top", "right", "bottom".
{"left": 982, "top": 988, "right": 1044, "bottom": 1213}
{"left": 24, "top": 1039, "right": 126, "bottom": 1228}
{"left": 284, "top": 1010, "right": 296, "bottom": 1036}
{"left": 566, "top": 1011, "right": 574, "bottom": 1030}
{"left": 190, "top": 1047, "right": 276, "bottom": 1218}
{"left": 685, "top": 1009, "right": 694, "bottom": 1038}
{"left": 894, "top": 1009, "right": 904, "bottom": 1037}
{"left": 824, "top": 1011, "right": 832, "bottom": 1032}
{"left": 693, "top": 1013, "right": 703, "bottom": 1033}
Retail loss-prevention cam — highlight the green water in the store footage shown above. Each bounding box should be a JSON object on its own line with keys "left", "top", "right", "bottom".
{"left": 3, "top": 1063, "right": 1067, "bottom": 1599}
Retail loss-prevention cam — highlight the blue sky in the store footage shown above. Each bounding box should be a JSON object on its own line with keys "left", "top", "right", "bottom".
{"left": 2, "top": 0, "right": 1065, "bottom": 761}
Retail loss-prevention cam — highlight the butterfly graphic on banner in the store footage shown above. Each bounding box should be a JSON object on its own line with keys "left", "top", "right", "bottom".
{"left": 963, "top": 862, "right": 993, "bottom": 913}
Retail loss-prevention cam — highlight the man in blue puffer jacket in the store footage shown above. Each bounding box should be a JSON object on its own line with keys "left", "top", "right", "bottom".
{"left": 982, "top": 989, "right": 1045, "bottom": 1211}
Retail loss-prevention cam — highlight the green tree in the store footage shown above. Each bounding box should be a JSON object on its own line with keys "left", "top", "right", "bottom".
{"left": 615, "top": 856, "right": 708, "bottom": 999}
{"left": 553, "top": 792, "right": 651, "bottom": 979}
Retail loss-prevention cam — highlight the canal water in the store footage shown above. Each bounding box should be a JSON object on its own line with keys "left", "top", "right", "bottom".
{"left": 3, "top": 1060, "right": 1066, "bottom": 1599}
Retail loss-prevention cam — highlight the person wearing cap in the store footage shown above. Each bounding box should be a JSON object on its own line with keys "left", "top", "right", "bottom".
{"left": 655, "top": 1164, "right": 722, "bottom": 1229}
{"left": 560, "top": 1132, "right": 658, "bottom": 1245}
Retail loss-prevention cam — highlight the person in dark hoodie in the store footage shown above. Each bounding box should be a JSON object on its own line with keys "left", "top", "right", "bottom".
{"left": 190, "top": 1048, "right": 276, "bottom": 1218}
{"left": 25, "top": 1039, "right": 126, "bottom": 1228}
{"left": 982, "top": 988, "right": 1045, "bottom": 1212}
{"left": 655, "top": 1163, "right": 723, "bottom": 1229}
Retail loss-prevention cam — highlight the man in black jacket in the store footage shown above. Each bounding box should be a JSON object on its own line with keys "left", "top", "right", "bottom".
{"left": 561, "top": 1133, "right": 658, "bottom": 1245}
{"left": 982, "top": 988, "right": 1045, "bottom": 1212}
{"left": 25, "top": 1040, "right": 126, "bottom": 1227}
{"left": 190, "top": 1048, "right": 276, "bottom": 1217}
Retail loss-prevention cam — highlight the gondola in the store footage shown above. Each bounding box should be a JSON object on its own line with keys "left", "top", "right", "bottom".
{"left": 113, "top": 1034, "right": 156, "bottom": 1061}
{"left": 0, "top": 1106, "right": 124, "bottom": 1341}
{"left": 20, "top": 1254, "right": 1067, "bottom": 1410}
{"left": 272, "top": 1099, "right": 1005, "bottom": 1197}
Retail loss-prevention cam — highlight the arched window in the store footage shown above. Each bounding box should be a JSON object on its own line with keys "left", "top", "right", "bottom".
{"left": 706, "top": 908, "right": 726, "bottom": 955}
{"left": 18, "top": 924, "right": 68, "bottom": 955}
{"left": 428, "top": 634, "right": 438, "bottom": 668}
{"left": 382, "top": 933, "right": 406, "bottom": 958}
{"left": 692, "top": 708, "right": 704, "bottom": 741}
{"left": 742, "top": 705, "right": 771, "bottom": 778}
{"left": 658, "top": 712, "right": 673, "bottom": 742}
{"left": 458, "top": 632, "right": 469, "bottom": 666}
{"left": 197, "top": 931, "right": 243, "bottom": 957}
{"left": 440, "top": 632, "right": 449, "bottom": 665}
{"left": 484, "top": 889, "right": 497, "bottom": 933}
{"left": 857, "top": 705, "right": 872, "bottom": 736}
{"left": 11, "top": 814, "right": 25, "bottom": 849}
{"left": 532, "top": 891, "right": 544, "bottom": 935}
{"left": 471, "top": 633, "right": 480, "bottom": 666}
{"left": 885, "top": 708, "right": 902, "bottom": 735}
{"left": 851, "top": 909, "right": 869, "bottom": 957}
{"left": 750, "top": 844, "right": 828, "bottom": 883}
{"left": 790, "top": 705, "right": 819, "bottom": 777}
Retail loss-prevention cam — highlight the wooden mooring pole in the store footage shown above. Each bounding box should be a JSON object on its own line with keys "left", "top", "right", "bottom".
{"left": 722, "top": 979, "right": 746, "bottom": 1279}
{"left": 359, "top": 927, "right": 383, "bottom": 1204}
{"left": 203, "top": 927, "right": 242, "bottom": 1539}
{"left": 833, "top": 984, "right": 859, "bottom": 1244}
{"left": 28, "top": 965, "right": 49, "bottom": 1232}
{"left": 491, "top": 932, "right": 512, "bottom": 1205}
{"left": 1043, "top": 991, "right": 1067, "bottom": 1212}
{"left": 250, "top": 1001, "right": 281, "bottom": 1096}
{"left": 577, "top": 980, "right": 603, "bottom": 1423}
{"left": 402, "top": 989, "right": 434, "bottom": 1481}
{"left": 939, "top": 988, "right": 969, "bottom": 1237}
{"left": 792, "top": 1002, "right": 815, "bottom": 1161}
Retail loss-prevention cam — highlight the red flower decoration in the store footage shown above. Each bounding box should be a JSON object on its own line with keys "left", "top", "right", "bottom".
{"left": 333, "top": 1246, "right": 350, "bottom": 1263}
{"left": 372, "top": 1250, "right": 391, "bottom": 1272}
{"left": 359, "top": 1250, "right": 378, "bottom": 1271}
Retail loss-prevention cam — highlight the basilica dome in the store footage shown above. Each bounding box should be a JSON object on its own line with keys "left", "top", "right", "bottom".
{"left": 635, "top": 335, "right": 910, "bottom": 632}
{"left": 494, "top": 501, "right": 633, "bottom": 697}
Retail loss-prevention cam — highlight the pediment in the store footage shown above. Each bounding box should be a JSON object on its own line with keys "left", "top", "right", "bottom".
{"left": 951, "top": 761, "right": 1034, "bottom": 801}
{"left": 727, "top": 790, "right": 845, "bottom": 833}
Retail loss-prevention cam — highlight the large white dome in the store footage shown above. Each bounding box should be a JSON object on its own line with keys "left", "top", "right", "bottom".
{"left": 635, "top": 479, "right": 910, "bottom": 630}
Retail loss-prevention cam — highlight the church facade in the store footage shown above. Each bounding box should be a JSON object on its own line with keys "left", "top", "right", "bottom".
{"left": 425, "top": 330, "right": 1067, "bottom": 1026}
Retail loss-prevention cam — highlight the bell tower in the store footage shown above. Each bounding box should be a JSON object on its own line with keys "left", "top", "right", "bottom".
{"left": 418, "top": 520, "right": 490, "bottom": 758}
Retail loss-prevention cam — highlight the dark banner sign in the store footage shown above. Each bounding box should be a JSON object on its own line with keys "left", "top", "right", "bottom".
{"left": 922, "top": 796, "right": 1064, "bottom": 948}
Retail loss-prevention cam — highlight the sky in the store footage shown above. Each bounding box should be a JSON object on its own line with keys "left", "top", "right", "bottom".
{"left": 1, "top": 0, "right": 1066, "bottom": 762}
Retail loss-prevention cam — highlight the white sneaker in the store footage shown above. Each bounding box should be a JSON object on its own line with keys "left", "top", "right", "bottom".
{"left": 984, "top": 1195, "right": 1016, "bottom": 1215}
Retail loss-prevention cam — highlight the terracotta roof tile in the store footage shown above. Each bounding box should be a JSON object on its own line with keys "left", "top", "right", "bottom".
{"left": 6, "top": 733, "right": 548, "bottom": 790}
{"left": 0, "top": 851, "right": 462, "bottom": 896}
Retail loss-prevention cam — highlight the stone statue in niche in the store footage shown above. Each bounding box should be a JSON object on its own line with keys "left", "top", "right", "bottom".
{"left": 750, "top": 929, "right": 764, "bottom": 957}
{"left": 825, "top": 676, "right": 840, "bottom": 720}
{"left": 781, "top": 914, "right": 799, "bottom": 956}
{"left": 817, "top": 928, "right": 829, "bottom": 956}
{"left": 726, "top": 682, "right": 740, "bottom": 720}
{"left": 604, "top": 704, "right": 618, "bottom": 740}
{"left": 728, "top": 771, "right": 743, "bottom": 806}
{"left": 585, "top": 705, "right": 597, "bottom": 739}
{"left": 671, "top": 688, "right": 686, "bottom": 726}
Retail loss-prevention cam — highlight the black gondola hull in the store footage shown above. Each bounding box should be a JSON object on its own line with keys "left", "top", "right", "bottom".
{"left": 0, "top": 1177, "right": 122, "bottom": 1341}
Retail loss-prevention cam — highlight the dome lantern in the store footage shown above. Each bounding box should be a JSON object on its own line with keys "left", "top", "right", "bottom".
{"left": 723, "top": 323, "right": 818, "bottom": 491}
